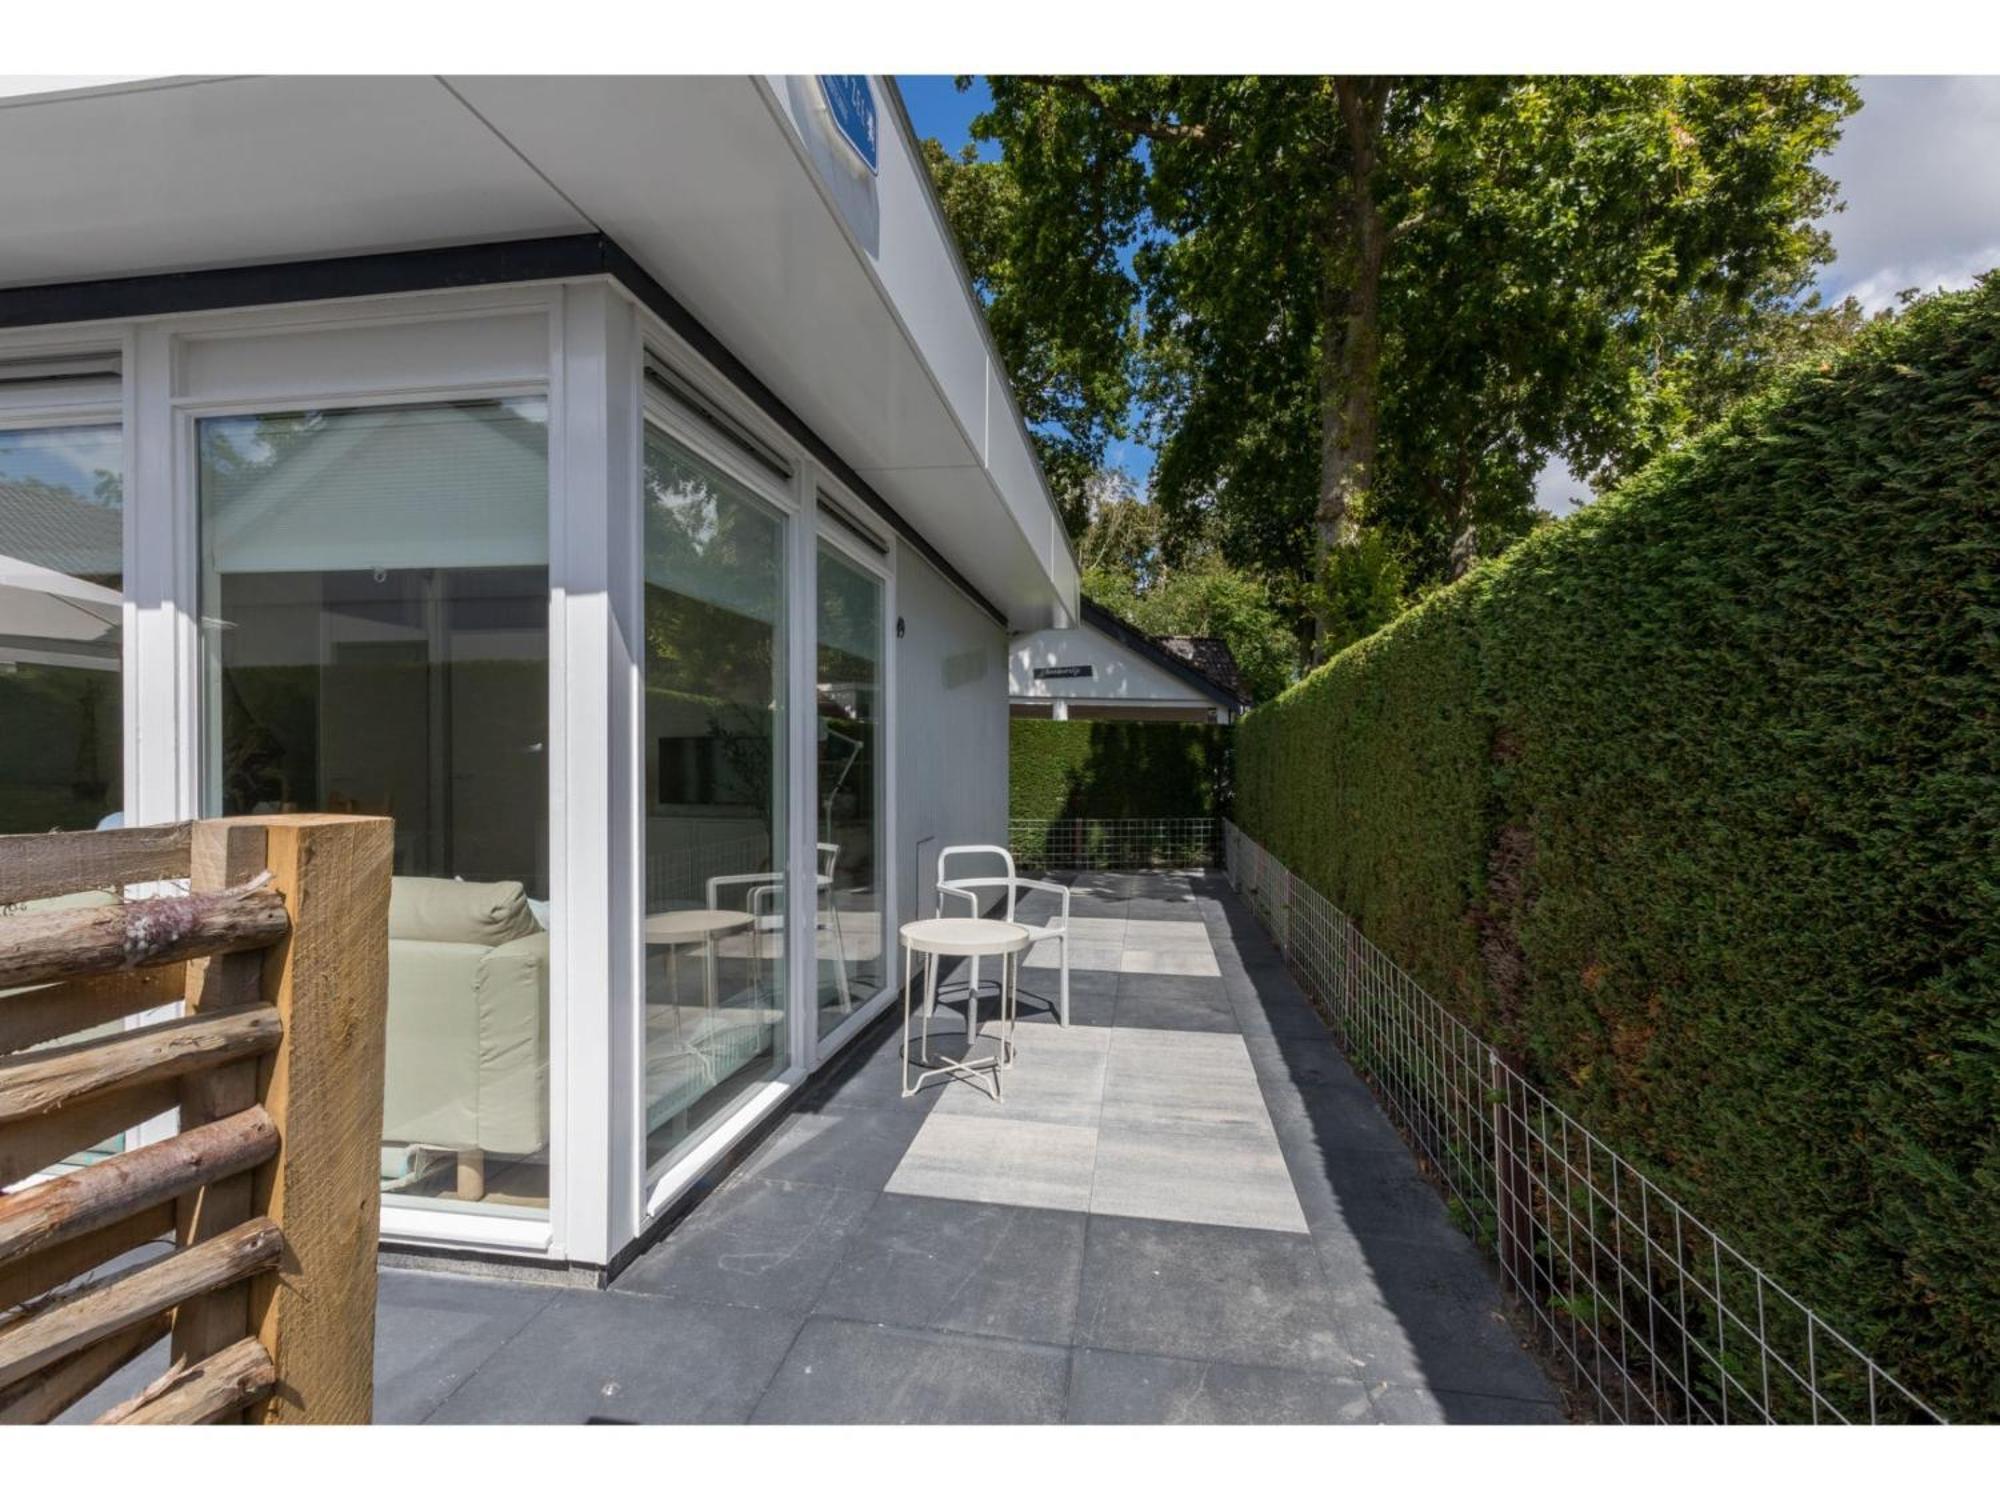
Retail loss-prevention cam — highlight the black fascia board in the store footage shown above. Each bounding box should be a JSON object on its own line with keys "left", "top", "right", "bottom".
{"left": 1078, "top": 596, "right": 1244, "bottom": 711}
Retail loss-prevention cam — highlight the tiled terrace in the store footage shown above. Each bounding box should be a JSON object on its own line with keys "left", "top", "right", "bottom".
{"left": 74, "top": 871, "right": 1561, "bottom": 1424}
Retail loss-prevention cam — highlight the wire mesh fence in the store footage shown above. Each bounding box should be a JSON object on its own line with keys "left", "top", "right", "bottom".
{"left": 1008, "top": 817, "right": 1221, "bottom": 872}
{"left": 1222, "top": 819, "right": 1943, "bottom": 1426}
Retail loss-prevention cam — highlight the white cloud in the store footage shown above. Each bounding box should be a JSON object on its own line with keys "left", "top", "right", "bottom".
{"left": 1817, "top": 77, "right": 2000, "bottom": 310}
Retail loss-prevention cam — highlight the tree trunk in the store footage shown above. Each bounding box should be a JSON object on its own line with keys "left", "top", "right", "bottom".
{"left": 1314, "top": 78, "right": 1392, "bottom": 658}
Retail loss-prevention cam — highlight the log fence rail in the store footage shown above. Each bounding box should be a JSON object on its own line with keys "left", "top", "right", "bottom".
{"left": 0, "top": 814, "right": 392, "bottom": 1425}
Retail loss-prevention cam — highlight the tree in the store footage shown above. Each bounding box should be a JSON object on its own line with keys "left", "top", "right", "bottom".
{"left": 1075, "top": 481, "right": 1299, "bottom": 703}
{"left": 945, "top": 76, "right": 1861, "bottom": 656}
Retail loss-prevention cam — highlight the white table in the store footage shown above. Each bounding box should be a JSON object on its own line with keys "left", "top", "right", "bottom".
{"left": 644, "top": 910, "right": 756, "bottom": 1065}
{"left": 899, "top": 916, "right": 1032, "bottom": 1100}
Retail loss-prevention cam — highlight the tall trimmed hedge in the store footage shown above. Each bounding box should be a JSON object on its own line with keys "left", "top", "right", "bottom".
{"left": 1010, "top": 719, "right": 1233, "bottom": 822}
{"left": 1237, "top": 280, "right": 1999, "bottom": 1420}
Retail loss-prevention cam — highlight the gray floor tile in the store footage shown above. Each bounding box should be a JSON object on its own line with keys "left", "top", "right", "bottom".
{"left": 1067, "top": 1347, "right": 1377, "bottom": 1424}
{"left": 1075, "top": 1216, "right": 1357, "bottom": 1373}
{"left": 373, "top": 1269, "right": 560, "bottom": 1423}
{"left": 613, "top": 1175, "right": 875, "bottom": 1312}
{"left": 932, "top": 1023, "right": 1108, "bottom": 1127}
{"left": 1113, "top": 986, "right": 1240, "bottom": 1033}
{"left": 428, "top": 1289, "right": 805, "bottom": 1423}
{"left": 737, "top": 1104, "right": 928, "bottom": 1192}
{"left": 1316, "top": 1234, "right": 1555, "bottom": 1404}
{"left": 887, "top": 1113, "right": 1097, "bottom": 1212}
{"left": 1091, "top": 1122, "right": 1308, "bottom": 1233}
{"left": 1369, "top": 1383, "right": 1567, "bottom": 1424}
{"left": 815, "top": 1193, "right": 1087, "bottom": 1345}
{"left": 751, "top": 1318, "right": 1070, "bottom": 1423}
{"left": 1119, "top": 948, "right": 1223, "bottom": 977}
{"left": 1117, "top": 971, "right": 1229, "bottom": 1005}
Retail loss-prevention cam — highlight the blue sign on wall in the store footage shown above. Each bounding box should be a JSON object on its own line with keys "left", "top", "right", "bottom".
{"left": 817, "top": 75, "right": 879, "bottom": 175}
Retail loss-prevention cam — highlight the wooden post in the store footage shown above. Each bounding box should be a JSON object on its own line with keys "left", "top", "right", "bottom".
{"left": 170, "top": 821, "right": 270, "bottom": 1400}
{"left": 241, "top": 814, "right": 393, "bottom": 1425}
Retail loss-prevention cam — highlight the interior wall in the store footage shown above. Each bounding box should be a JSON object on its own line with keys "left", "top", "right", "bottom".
{"left": 893, "top": 539, "right": 1007, "bottom": 924}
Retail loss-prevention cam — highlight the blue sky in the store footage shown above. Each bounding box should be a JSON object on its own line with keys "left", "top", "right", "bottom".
{"left": 897, "top": 75, "right": 2000, "bottom": 516}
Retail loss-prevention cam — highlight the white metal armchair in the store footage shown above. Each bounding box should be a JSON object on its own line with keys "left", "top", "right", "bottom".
{"left": 934, "top": 843, "right": 1072, "bottom": 1026}
{"left": 707, "top": 842, "right": 853, "bottom": 1014}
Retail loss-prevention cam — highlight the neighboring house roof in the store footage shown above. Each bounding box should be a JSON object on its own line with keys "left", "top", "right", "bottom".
{"left": 1156, "top": 634, "right": 1251, "bottom": 707}
{"left": 0, "top": 477, "right": 121, "bottom": 582}
{"left": 1078, "top": 597, "right": 1252, "bottom": 713}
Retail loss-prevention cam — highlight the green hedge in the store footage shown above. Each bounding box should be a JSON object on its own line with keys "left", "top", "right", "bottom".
{"left": 1010, "top": 719, "right": 1233, "bottom": 823}
{"left": 1237, "top": 280, "right": 1999, "bottom": 1421}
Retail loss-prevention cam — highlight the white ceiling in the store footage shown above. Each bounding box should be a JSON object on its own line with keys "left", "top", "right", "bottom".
{"left": 0, "top": 74, "right": 1070, "bottom": 629}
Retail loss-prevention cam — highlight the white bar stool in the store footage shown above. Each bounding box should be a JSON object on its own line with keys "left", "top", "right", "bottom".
{"left": 899, "top": 916, "right": 1032, "bottom": 1100}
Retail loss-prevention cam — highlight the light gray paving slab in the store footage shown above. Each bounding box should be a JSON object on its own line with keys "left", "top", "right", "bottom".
{"left": 887, "top": 1113, "right": 1097, "bottom": 1212}
{"left": 933, "top": 1023, "right": 1109, "bottom": 1127}
{"left": 1091, "top": 1121, "right": 1309, "bottom": 1233}
{"left": 1119, "top": 947, "right": 1223, "bottom": 977}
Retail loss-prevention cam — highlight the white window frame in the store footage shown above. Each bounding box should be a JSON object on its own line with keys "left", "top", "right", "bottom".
{"left": 634, "top": 372, "right": 812, "bottom": 1229}
{"left": 807, "top": 496, "right": 899, "bottom": 1072}
{"left": 161, "top": 288, "right": 572, "bottom": 1259}
{"left": 0, "top": 274, "right": 924, "bottom": 1266}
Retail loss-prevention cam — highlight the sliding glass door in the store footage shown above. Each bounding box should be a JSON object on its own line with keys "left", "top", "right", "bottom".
{"left": 198, "top": 399, "right": 552, "bottom": 1217}
{"left": 814, "top": 538, "right": 885, "bottom": 1035}
{"left": 640, "top": 427, "right": 790, "bottom": 1176}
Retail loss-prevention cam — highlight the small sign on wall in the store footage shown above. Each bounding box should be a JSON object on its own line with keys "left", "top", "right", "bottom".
{"left": 817, "top": 76, "right": 879, "bottom": 175}
{"left": 1034, "top": 665, "right": 1095, "bottom": 680}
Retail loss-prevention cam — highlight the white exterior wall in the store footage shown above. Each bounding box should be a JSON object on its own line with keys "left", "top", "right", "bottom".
{"left": 1009, "top": 624, "right": 1226, "bottom": 717}
{"left": 895, "top": 540, "right": 1009, "bottom": 923}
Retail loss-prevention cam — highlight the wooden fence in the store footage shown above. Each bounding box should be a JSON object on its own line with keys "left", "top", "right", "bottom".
{"left": 0, "top": 815, "right": 393, "bottom": 1424}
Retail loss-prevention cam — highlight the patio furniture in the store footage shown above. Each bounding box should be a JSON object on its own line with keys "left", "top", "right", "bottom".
{"left": 382, "top": 875, "right": 548, "bottom": 1203}
{"left": 707, "top": 841, "right": 853, "bottom": 1013}
{"left": 899, "top": 916, "right": 1030, "bottom": 1100}
{"left": 935, "top": 844, "right": 1074, "bottom": 1027}
{"left": 644, "top": 907, "right": 757, "bottom": 1063}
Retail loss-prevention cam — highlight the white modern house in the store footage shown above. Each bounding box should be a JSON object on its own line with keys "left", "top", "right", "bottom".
{"left": 0, "top": 75, "right": 1079, "bottom": 1275}
{"left": 1009, "top": 598, "right": 1250, "bottom": 724}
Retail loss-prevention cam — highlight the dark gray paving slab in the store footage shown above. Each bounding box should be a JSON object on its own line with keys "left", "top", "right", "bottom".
{"left": 613, "top": 1175, "right": 874, "bottom": 1312}
{"left": 1115, "top": 971, "right": 1228, "bottom": 1005}
{"left": 802, "top": 1028, "right": 942, "bottom": 1114}
{"left": 428, "top": 1288, "right": 805, "bottom": 1423}
{"left": 1067, "top": 1347, "right": 1377, "bottom": 1424}
{"left": 1369, "top": 1383, "right": 1567, "bottom": 1424}
{"left": 1299, "top": 1147, "right": 1465, "bottom": 1243}
{"left": 1317, "top": 1234, "right": 1555, "bottom": 1404}
{"left": 1112, "top": 985, "right": 1239, "bottom": 1033}
{"left": 815, "top": 1192, "right": 1087, "bottom": 1345}
{"left": 1074, "top": 1215, "right": 1357, "bottom": 1373}
{"left": 738, "top": 1103, "right": 927, "bottom": 1193}
{"left": 373, "top": 1267, "right": 559, "bottom": 1423}
{"left": 751, "top": 1317, "right": 1071, "bottom": 1423}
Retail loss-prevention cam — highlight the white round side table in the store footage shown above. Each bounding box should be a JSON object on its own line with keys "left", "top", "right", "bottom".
{"left": 644, "top": 910, "right": 757, "bottom": 1066}
{"left": 899, "top": 916, "right": 1032, "bottom": 1100}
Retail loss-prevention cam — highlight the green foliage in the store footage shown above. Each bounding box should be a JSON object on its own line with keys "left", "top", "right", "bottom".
{"left": 0, "top": 664, "right": 121, "bottom": 834}
{"left": 1011, "top": 719, "right": 1233, "bottom": 824}
{"left": 1308, "top": 527, "right": 1407, "bottom": 658}
{"left": 937, "top": 75, "right": 1860, "bottom": 634}
{"left": 1078, "top": 486, "right": 1300, "bottom": 702}
{"left": 1236, "top": 280, "right": 2000, "bottom": 1420}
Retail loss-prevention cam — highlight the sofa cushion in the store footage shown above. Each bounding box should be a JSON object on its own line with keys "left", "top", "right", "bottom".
{"left": 389, "top": 876, "right": 541, "bottom": 948}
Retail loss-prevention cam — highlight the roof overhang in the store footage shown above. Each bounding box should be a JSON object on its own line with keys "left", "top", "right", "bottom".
{"left": 0, "top": 74, "right": 1077, "bottom": 631}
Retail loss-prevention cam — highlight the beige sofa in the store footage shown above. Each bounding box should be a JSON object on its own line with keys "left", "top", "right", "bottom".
{"left": 383, "top": 876, "right": 549, "bottom": 1202}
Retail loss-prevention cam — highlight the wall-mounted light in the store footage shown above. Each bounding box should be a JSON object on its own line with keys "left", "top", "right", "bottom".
{"left": 895, "top": 616, "right": 906, "bottom": 639}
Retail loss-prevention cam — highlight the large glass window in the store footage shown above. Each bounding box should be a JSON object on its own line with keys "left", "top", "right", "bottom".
{"left": 815, "top": 539, "right": 884, "bottom": 1035}
{"left": 199, "top": 400, "right": 551, "bottom": 1218}
{"left": 0, "top": 424, "right": 122, "bottom": 836}
{"left": 2, "top": 422, "right": 127, "bottom": 1165}
{"left": 642, "top": 429, "right": 789, "bottom": 1176}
